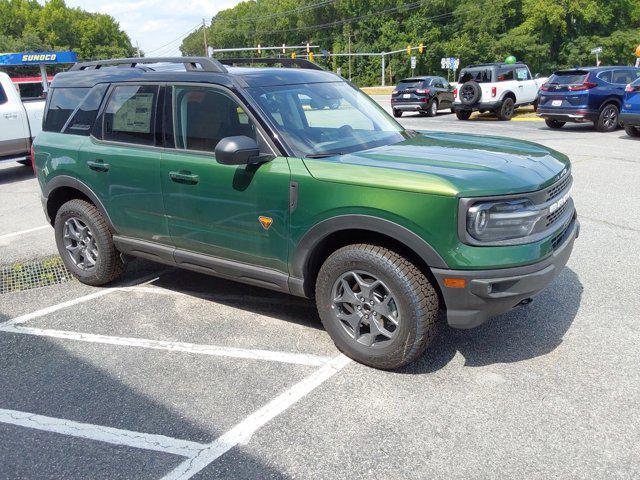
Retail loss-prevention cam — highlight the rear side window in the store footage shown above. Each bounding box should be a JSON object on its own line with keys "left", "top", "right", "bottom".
{"left": 515, "top": 67, "right": 531, "bottom": 81}
{"left": 62, "top": 84, "right": 108, "bottom": 136}
{"left": 611, "top": 69, "right": 637, "bottom": 85}
{"left": 0, "top": 84, "right": 7, "bottom": 105}
{"left": 597, "top": 70, "right": 612, "bottom": 83}
{"left": 103, "top": 85, "right": 158, "bottom": 146}
{"left": 43, "top": 88, "right": 90, "bottom": 132}
{"left": 497, "top": 68, "right": 514, "bottom": 81}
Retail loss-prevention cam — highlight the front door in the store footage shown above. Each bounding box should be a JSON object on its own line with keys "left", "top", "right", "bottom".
{"left": 160, "top": 84, "right": 291, "bottom": 272}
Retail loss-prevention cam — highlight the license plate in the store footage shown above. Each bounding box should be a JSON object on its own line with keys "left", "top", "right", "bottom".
{"left": 403, "top": 94, "right": 411, "bottom": 99}
{"left": 552, "top": 100, "right": 562, "bottom": 107}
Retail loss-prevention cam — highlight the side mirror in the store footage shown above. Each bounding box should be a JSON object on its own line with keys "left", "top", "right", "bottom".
{"left": 215, "top": 136, "right": 260, "bottom": 165}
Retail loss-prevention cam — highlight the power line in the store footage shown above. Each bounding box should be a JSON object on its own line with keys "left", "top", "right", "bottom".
{"left": 145, "top": 23, "right": 203, "bottom": 55}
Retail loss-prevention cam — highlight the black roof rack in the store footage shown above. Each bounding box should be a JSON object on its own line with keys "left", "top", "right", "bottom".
{"left": 69, "top": 57, "right": 227, "bottom": 73}
{"left": 465, "top": 61, "right": 525, "bottom": 68}
{"left": 219, "top": 57, "right": 324, "bottom": 71}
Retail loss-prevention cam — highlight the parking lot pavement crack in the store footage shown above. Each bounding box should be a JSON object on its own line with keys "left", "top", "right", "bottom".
{"left": 579, "top": 215, "right": 639, "bottom": 233}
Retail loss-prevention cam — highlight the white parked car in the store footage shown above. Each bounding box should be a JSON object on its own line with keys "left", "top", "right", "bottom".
{"left": 0, "top": 71, "right": 45, "bottom": 165}
{"left": 452, "top": 62, "right": 546, "bottom": 121}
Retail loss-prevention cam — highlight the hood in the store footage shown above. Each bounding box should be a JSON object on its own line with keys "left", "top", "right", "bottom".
{"left": 302, "top": 131, "right": 571, "bottom": 197}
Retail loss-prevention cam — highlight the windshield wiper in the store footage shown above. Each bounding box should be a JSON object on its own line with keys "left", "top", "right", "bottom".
{"left": 305, "top": 152, "right": 345, "bottom": 158}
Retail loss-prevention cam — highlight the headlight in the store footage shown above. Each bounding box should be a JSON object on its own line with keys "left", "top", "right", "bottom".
{"left": 466, "top": 199, "right": 542, "bottom": 242}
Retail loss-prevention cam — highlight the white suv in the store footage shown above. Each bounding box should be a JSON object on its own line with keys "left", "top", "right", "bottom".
{"left": 452, "top": 62, "right": 545, "bottom": 121}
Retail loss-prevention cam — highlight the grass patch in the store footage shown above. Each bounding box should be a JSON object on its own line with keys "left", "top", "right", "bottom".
{"left": 1, "top": 256, "right": 72, "bottom": 294}
{"left": 361, "top": 86, "right": 395, "bottom": 95}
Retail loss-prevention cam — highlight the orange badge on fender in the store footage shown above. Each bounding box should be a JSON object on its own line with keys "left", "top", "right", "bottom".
{"left": 258, "top": 216, "right": 273, "bottom": 230}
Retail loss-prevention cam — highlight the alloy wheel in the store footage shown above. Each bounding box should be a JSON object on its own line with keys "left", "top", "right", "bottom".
{"left": 63, "top": 217, "right": 98, "bottom": 270}
{"left": 331, "top": 270, "right": 400, "bottom": 348}
{"left": 602, "top": 106, "right": 618, "bottom": 130}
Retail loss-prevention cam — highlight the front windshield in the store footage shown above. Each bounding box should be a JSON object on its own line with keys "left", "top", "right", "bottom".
{"left": 247, "top": 82, "right": 407, "bottom": 157}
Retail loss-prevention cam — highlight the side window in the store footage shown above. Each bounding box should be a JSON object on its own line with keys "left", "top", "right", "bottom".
{"left": 173, "top": 86, "right": 257, "bottom": 153}
{"left": 103, "top": 85, "right": 158, "bottom": 146}
{"left": 515, "top": 67, "right": 531, "bottom": 81}
{"left": 433, "top": 80, "right": 444, "bottom": 88}
{"left": 611, "top": 69, "right": 635, "bottom": 85}
{"left": 0, "top": 84, "right": 7, "bottom": 105}
{"left": 497, "top": 68, "right": 514, "bottom": 82}
{"left": 43, "top": 88, "right": 90, "bottom": 133}
{"left": 598, "top": 70, "right": 612, "bottom": 83}
{"left": 62, "top": 84, "right": 108, "bottom": 136}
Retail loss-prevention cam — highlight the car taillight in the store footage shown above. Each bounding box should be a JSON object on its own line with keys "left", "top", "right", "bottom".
{"left": 30, "top": 144, "right": 36, "bottom": 175}
{"left": 626, "top": 84, "right": 640, "bottom": 93}
{"left": 453, "top": 88, "right": 458, "bottom": 97}
{"left": 491, "top": 87, "right": 497, "bottom": 98}
{"left": 416, "top": 89, "right": 430, "bottom": 94}
{"left": 392, "top": 90, "right": 398, "bottom": 95}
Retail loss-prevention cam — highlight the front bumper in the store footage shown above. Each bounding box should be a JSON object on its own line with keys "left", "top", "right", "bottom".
{"left": 537, "top": 107, "right": 598, "bottom": 123}
{"left": 432, "top": 216, "right": 579, "bottom": 329}
{"left": 621, "top": 112, "right": 640, "bottom": 127}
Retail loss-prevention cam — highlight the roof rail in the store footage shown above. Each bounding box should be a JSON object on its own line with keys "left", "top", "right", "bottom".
{"left": 69, "top": 57, "right": 227, "bottom": 73}
{"left": 466, "top": 61, "right": 525, "bottom": 68}
{"left": 219, "top": 57, "right": 325, "bottom": 71}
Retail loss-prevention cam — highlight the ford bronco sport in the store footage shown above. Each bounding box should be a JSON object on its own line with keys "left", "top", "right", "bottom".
{"left": 34, "top": 57, "right": 579, "bottom": 369}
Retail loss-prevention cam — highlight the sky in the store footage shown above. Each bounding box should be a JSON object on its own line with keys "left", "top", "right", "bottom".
{"left": 61, "top": 0, "right": 243, "bottom": 56}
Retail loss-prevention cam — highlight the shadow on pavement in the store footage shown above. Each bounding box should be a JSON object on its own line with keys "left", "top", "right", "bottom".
{"left": 401, "top": 267, "right": 583, "bottom": 374}
{"left": 0, "top": 163, "right": 34, "bottom": 186}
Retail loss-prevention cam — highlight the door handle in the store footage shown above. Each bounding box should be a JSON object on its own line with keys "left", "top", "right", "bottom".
{"left": 87, "top": 159, "right": 110, "bottom": 172}
{"left": 169, "top": 170, "right": 199, "bottom": 185}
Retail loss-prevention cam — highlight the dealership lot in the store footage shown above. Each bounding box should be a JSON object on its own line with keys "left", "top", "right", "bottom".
{"left": 1, "top": 108, "right": 639, "bottom": 478}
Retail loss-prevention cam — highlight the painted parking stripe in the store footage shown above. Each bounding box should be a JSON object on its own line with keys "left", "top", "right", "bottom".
{"left": 0, "top": 408, "right": 206, "bottom": 457}
{"left": 162, "top": 354, "right": 351, "bottom": 480}
{"left": 0, "top": 325, "right": 332, "bottom": 367}
{"left": 0, "top": 225, "right": 49, "bottom": 241}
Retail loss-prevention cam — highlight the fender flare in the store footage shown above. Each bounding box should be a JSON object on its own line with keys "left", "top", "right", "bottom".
{"left": 500, "top": 90, "right": 516, "bottom": 102}
{"left": 44, "top": 175, "right": 115, "bottom": 230}
{"left": 291, "top": 214, "right": 448, "bottom": 280}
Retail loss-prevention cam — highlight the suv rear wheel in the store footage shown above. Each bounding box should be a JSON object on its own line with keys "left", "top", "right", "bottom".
{"left": 497, "top": 97, "right": 515, "bottom": 121}
{"left": 545, "top": 119, "right": 565, "bottom": 129}
{"left": 455, "top": 109, "right": 472, "bottom": 121}
{"left": 54, "top": 199, "right": 125, "bottom": 286}
{"left": 393, "top": 109, "right": 402, "bottom": 118}
{"left": 596, "top": 104, "right": 619, "bottom": 132}
{"left": 427, "top": 98, "right": 439, "bottom": 117}
{"left": 315, "top": 244, "right": 440, "bottom": 370}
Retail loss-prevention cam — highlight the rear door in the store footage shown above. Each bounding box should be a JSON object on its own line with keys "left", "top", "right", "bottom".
{"left": 80, "top": 83, "right": 167, "bottom": 242}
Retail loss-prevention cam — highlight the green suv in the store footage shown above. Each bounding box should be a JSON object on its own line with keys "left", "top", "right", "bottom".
{"left": 34, "top": 57, "right": 578, "bottom": 369}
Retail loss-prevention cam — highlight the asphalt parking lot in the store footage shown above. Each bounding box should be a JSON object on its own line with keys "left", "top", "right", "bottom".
{"left": 1, "top": 102, "right": 639, "bottom": 479}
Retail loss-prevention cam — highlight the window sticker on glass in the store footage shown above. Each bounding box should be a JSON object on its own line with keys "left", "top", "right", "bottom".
{"left": 516, "top": 68, "right": 528, "bottom": 80}
{"left": 112, "top": 92, "right": 154, "bottom": 133}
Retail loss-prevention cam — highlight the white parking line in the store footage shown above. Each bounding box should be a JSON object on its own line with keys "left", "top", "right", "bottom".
{"left": 0, "top": 325, "right": 332, "bottom": 367}
{"left": 162, "top": 354, "right": 351, "bottom": 480}
{"left": 0, "top": 225, "right": 49, "bottom": 241}
{"left": 0, "top": 408, "right": 206, "bottom": 457}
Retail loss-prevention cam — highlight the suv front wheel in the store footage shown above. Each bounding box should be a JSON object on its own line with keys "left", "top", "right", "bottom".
{"left": 54, "top": 199, "right": 125, "bottom": 286}
{"left": 315, "top": 244, "right": 440, "bottom": 369}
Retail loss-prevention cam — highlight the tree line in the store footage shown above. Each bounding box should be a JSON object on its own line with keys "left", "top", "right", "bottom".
{"left": 181, "top": 0, "right": 640, "bottom": 86}
{"left": 0, "top": 0, "right": 134, "bottom": 61}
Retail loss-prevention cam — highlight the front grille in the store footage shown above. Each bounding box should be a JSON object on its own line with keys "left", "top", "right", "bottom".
{"left": 551, "top": 215, "right": 575, "bottom": 250}
{"left": 546, "top": 201, "right": 569, "bottom": 227}
{"left": 546, "top": 173, "right": 572, "bottom": 201}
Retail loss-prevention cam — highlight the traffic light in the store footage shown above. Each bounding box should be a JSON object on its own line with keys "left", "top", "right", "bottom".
{"left": 291, "top": 52, "right": 296, "bottom": 59}
{"left": 308, "top": 51, "right": 314, "bottom": 62}
{"left": 419, "top": 42, "right": 424, "bottom": 54}
{"left": 407, "top": 45, "right": 411, "bottom": 55}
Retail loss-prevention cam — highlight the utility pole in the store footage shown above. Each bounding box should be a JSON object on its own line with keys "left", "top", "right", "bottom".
{"left": 347, "top": 33, "right": 352, "bottom": 81}
{"left": 136, "top": 41, "right": 141, "bottom": 57}
{"left": 202, "top": 18, "right": 208, "bottom": 57}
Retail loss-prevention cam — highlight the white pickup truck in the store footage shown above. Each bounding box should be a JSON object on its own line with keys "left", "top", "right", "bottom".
{"left": 0, "top": 71, "right": 45, "bottom": 165}
{"left": 452, "top": 62, "right": 546, "bottom": 121}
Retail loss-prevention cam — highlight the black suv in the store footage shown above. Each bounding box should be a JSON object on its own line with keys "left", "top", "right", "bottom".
{"left": 391, "top": 76, "right": 455, "bottom": 117}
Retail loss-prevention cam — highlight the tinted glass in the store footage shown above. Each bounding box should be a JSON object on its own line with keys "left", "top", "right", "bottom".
{"left": 597, "top": 70, "right": 612, "bottom": 83}
{"left": 17, "top": 82, "right": 45, "bottom": 100}
{"left": 248, "top": 82, "right": 406, "bottom": 157}
{"left": 397, "top": 80, "right": 423, "bottom": 90}
{"left": 173, "top": 86, "right": 256, "bottom": 153}
{"left": 43, "top": 88, "right": 90, "bottom": 132}
{"left": 103, "top": 85, "right": 158, "bottom": 146}
{"left": 497, "top": 68, "right": 514, "bottom": 81}
{"left": 0, "top": 84, "right": 6, "bottom": 105}
{"left": 611, "top": 69, "right": 637, "bottom": 85}
{"left": 459, "top": 68, "right": 493, "bottom": 83}
{"left": 548, "top": 72, "right": 588, "bottom": 85}
{"left": 63, "top": 84, "right": 108, "bottom": 136}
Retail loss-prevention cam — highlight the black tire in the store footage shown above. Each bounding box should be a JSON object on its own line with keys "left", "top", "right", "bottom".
{"left": 315, "top": 244, "right": 440, "bottom": 370}
{"left": 17, "top": 159, "right": 30, "bottom": 166}
{"left": 54, "top": 199, "right": 125, "bottom": 286}
{"left": 450, "top": 107, "right": 455, "bottom": 114}
{"left": 595, "top": 103, "right": 619, "bottom": 132}
{"left": 545, "top": 118, "right": 565, "bottom": 129}
{"left": 426, "top": 98, "right": 438, "bottom": 117}
{"left": 497, "top": 97, "right": 515, "bottom": 121}
{"left": 455, "top": 109, "right": 472, "bottom": 120}
{"left": 393, "top": 109, "right": 402, "bottom": 118}
{"left": 459, "top": 81, "right": 481, "bottom": 106}
{"left": 418, "top": 111, "right": 427, "bottom": 116}
{"left": 624, "top": 124, "right": 640, "bottom": 137}
{"left": 533, "top": 99, "right": 539, "bottom": 112}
